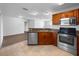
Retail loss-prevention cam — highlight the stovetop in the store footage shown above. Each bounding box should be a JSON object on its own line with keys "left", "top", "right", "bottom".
{"left": 59, "top": 27, "right": 76, "bottom": 36}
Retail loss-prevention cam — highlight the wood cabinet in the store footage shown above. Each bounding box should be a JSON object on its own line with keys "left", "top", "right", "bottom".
{"left": 73, "top": 9, "right": 79, "bottom": 25}
{"left": 52, "top": 9, "right": 79, "bottom": 25}
{"left": 38, "top": 32, "right": 57, "bottom": 46}
{"left": 51, "top": 32, "right": 57, "bottom": 46}
{"left": 53, "top": 14, "right": 61, "bottom": 25}
{"left": 77, "top": 34, "right": 79, "bottom": 56}
{"left": 60, "top": 11, "right": 74, "bottom": 18}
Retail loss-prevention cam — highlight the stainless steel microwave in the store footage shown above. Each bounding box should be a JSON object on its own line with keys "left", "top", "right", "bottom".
{"left": 60, "top": 17, "right": 76, "bottom": 25}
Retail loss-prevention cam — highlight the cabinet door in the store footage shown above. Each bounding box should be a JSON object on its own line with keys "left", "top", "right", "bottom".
{"left": 45, "top": 32, "right": 55, "bottom": 45}
{"left": 77, "top": 35, "right": 79, "bottom": 56}
{"left": 53, "top": 14, "right": 61, "bottom": 25}
{"left": 38, "top": 32, "right": 51, "bottom": 45}
{"left": 38, "top": 32, "right": 57, "bottom": 45}
{"left": 52, "top": 32, "right": 57, "bottom": 46}
{"left": 61, "top": 12, "right": 67, "bottom": 18}
{"left": 38, "top": 32, "right": 47, "bottom": 45}
{"left": 73, "top": 9, "right": 79, "bottom": 25}
{"left": 67, "top": 11, "right": 74, "bottom": 17}
{"left": 61, "top": 11, "right": 74, "bottom": 18}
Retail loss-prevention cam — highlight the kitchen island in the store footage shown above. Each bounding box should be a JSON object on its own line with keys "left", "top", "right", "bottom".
{"left": 26, "top": 28, "right": 59, "bottom": 46}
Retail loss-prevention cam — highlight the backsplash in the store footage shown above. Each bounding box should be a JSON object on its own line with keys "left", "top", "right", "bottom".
{"left": 76, "top": 25, "right": 79, "bottom": 31}
{"left": 52, "top": 25, "right": 79, "bottom": 31}
{"left": 52, "top": 25, "right": 60, "bottom": 29}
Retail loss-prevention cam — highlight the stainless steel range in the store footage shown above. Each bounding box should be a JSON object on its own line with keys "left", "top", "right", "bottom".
{"left": 58, "top": 28, "right": 77, "bottom": 55}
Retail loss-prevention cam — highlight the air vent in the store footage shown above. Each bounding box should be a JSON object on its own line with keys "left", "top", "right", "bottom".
{"left": 22, "top": 8, "right": 28, "bottom": 11}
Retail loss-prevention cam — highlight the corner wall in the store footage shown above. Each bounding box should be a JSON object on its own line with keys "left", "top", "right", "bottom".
{"left": 3, "top": 16, "right": 24, "bottom": 36}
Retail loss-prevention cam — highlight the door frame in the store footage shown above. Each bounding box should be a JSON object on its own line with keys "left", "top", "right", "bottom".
{"left": 0, "top": 11, "right": 3, "bottom": 48}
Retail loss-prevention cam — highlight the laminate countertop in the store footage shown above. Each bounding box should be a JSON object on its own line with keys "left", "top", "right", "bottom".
{"left": 26, "top": 28, "right": 59, "bottom": 33}
{"left": 25, "top": 28, "right": 79, "bottom": 36}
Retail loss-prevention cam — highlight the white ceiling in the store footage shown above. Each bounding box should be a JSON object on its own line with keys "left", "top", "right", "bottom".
{"left": 0, "top": 3, "right": 79, "bottom": 19}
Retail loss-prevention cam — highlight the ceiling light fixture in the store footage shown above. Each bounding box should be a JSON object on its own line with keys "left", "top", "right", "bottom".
{"left": 57, "top": 3, "right": 64, "bottom": 5}
{"left": 18, "top": 15, "right": 23, "bottom": 18}
{"left": 29, "top": 11, "right": 38, "bottom": 15}
{"left": 43, "top": 11, "right": 52, "bottom": 15}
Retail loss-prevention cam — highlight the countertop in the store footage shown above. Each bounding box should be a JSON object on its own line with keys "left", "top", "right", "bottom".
{"left": 26, "top": 28, "right": 59, "bottom": 33}
{"left": 25, "top": 28, "right": 79, "bottom": 36}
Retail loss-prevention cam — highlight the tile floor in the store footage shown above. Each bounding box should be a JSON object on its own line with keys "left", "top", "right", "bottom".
{"left": 0, "top": 40, "right": 73, "bottom": 56}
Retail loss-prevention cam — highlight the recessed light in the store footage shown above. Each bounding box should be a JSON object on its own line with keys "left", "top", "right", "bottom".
{"left": 43, "top": 11, "right": 52, "bottom": 15}
{"left": 57, "top": 3, "right": 64, "bottom": 5}
{"left": 29, "top": 11, "right": 38, "bottom": 15}
{"left": 18, "top": 15, "right": 23, "bottom": 18}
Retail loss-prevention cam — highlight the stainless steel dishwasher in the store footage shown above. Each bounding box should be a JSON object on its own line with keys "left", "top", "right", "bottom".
{"left": 27, "top": 32, "right": 38, "bottom": 45}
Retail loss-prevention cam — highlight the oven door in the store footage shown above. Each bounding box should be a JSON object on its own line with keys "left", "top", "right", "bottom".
{"left": 59, "top": 34, "right": 74, "bottom": 46}
{"left": 57, "top": 34, "right": 77, "bottom": 55}
{"left": 58, "top": 34, "right": 76, "bottom": 48}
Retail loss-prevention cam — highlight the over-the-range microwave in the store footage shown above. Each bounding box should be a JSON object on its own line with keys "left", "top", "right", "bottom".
{"left": 60, "top": 17, "right": 76, "bottom": 26}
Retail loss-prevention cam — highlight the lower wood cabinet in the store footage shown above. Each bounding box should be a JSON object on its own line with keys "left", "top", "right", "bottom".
{"left": 38, "top": 32, "right": 57, "bottom": 46}
{"left": 77, "top": 35, "right": 79, "bottom": 56}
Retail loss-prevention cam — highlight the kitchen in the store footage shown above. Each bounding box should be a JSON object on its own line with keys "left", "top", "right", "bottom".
{"left": 0, "top": 3, "right": 79, "bottom": 56}
{"left": 26, "top": 5, "right": 79, "bottom": 55}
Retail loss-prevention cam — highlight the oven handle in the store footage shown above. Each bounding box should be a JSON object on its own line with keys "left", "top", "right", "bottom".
{"left": 58, "top": 34, "right": 76, "bottom": 37}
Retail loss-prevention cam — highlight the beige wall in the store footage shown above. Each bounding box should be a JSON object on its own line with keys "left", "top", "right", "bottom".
{"left": 3, "top": 16, "right": 24, "bottom": 36}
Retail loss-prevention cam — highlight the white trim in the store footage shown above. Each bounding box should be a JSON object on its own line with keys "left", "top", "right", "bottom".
{"left": 0, "top": 11, "right": 3, "bottom": 48}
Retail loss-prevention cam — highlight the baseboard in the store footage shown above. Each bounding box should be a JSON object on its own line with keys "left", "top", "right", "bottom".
{"left": 3, "top": 33, "right": 25, "bottom": 38}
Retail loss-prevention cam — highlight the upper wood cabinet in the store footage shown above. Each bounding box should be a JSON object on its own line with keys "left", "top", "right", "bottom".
{"left": 73, "top": 9, "right": 79, "bottom": 25}
{"left": 61, "top": 11, "right": 74, "bottom": 18}
{"left": 52, "top": 9, "right": 79, "bottom": 25}
{"left": 53, "top": 13, "right": 61, "bottom": 25}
